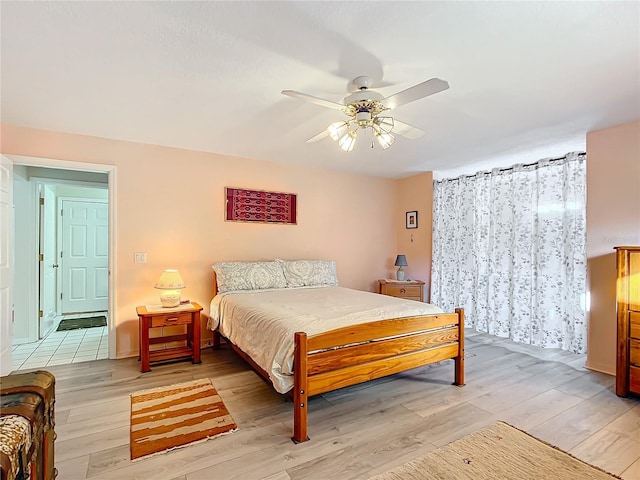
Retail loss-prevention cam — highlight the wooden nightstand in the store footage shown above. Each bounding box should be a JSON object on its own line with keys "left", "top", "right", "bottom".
{"left": 378, "top": 279, "right": 424, "bottom": 302}
{"left": 136, "top": 302, "right": 203, "bottom": 373}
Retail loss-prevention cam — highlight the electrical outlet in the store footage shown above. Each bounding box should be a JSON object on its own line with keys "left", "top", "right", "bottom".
{"left": 134, "top": 252, "right": 147, "bottom": 263}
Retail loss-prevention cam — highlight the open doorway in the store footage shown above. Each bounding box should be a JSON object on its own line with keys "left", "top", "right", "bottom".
{"left": 11, "top": 163, "right": 112, "bottom": 371}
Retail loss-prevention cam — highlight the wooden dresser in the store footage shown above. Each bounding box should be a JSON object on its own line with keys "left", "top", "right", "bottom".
{"left": 378, "top": 279, "right": 424, "bottom": 302}
{"left": 615, "top": 246, "right": 640, "bottom": 398}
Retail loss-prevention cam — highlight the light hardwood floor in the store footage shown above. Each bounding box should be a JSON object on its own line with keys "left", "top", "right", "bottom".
{"left": 33, "top": 330, "right": 640, "bottom": 479}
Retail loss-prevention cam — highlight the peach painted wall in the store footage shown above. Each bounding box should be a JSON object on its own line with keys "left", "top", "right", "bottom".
{"left": 396, "top": 172, "right": 434, "bottom": 301}
{"left": 1, "top": 124, "right": 415, "bottom": 358}
{"left": 585, "top": 120, "right": 640, "bottom": 374}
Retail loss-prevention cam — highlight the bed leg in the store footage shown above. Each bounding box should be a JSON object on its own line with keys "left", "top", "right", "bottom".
{"left": 212, "top": 330, "right": 221, "bottom": 350}
{"left": 454, "top": 308, "right": 465, "bottom": 386}
{"left": 292, "top": 332, "right": 309, "bottom": 443}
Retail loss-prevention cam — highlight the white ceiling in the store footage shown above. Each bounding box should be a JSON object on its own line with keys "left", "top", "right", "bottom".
{"left": 1, "top": 1, "right": 639, "bottom": 178}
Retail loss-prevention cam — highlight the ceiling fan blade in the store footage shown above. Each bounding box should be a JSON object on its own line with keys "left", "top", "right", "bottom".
{"left": 381, "top": 78, "right": 449, "bottom": 110}
{"left": 392, "top": 119, "right": 425, "bottom": 140}
{"left": 281, "top": 90, "right": 347, "bottom": 112}
{"left": 306, "top": 129, "right": 329, "bottom": 143}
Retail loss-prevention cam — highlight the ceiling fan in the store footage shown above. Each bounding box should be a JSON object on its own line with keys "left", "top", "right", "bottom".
{"left": 282, "top": 76, "right": 449, "bottom": 151}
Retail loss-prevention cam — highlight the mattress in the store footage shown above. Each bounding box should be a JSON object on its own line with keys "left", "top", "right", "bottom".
{"left": 209, "top": 286, "right": 444, "bottom": 393}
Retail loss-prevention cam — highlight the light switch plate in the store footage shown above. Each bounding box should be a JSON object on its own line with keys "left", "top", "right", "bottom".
{"left": 134, "top": 252, "right": 147, "bottom": 263}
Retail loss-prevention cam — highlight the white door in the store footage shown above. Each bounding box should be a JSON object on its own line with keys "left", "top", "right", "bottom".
{"left": 0, "top": 155, "right": 14, "bottom": 375}
{"left": 39, "top": 184, "right": 57, "bottom": 336}
{"left": 60, "top": 199, "right": 108, "bottom": 314}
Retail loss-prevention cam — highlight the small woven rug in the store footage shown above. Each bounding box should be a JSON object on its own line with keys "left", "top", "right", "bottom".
{"left": 370, "top": 421, "right": 621, "bottom": 480}
{"left": 56, "top": 316, "right": 106, "bottom": 331}
{"left": 130, "top": 378, "right": 236, "bottom": 460}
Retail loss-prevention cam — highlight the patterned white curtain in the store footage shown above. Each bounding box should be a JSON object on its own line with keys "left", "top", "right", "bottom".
{"left": 431, "top": 152, "right": 587, "bottom": 353}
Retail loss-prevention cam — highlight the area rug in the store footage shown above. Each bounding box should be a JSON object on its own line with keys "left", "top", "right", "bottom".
{"left": 130, "top": 378, "right": 237, "bottom": 460}
{"left": 370, "top": 421, "right": 620, "bottom": 480}
{"left": 56, "top": 316, "right": 106, "bottom": 331}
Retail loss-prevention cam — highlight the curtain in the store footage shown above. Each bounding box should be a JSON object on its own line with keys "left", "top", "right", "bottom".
{"left": 431, "top": 152, "right": 587, "bottom": 353}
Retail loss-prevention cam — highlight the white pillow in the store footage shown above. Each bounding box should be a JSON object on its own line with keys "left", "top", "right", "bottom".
{"left": 212, "top": 261, "right": 287, "bottom": 293}
{"left": 275, "top": 259, "right": 338, "bottom": 287}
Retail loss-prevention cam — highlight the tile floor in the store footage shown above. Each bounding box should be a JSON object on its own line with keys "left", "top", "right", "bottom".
{"left": 11, "top": 326, "right": 108, "bottom": 372}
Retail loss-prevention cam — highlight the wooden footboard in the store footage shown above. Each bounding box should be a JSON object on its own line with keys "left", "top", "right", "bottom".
{"left": 292, "top": 308, "right": 464, "bottom": 443}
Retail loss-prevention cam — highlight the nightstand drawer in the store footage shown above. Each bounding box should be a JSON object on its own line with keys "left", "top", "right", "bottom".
{"left": 151, "top": 312, "right": 193, "bottom": 328}
{"left": 385, "top": 285, "right": 421, "bottom": 298}
{"left": 404, "top": 296, "right": 422, "bottom": 302}
{"left": 378, "top": 279, "right": 425, "bottom": 302}
{"left": 630, "top": 311, "right": 640, "bottom": 339}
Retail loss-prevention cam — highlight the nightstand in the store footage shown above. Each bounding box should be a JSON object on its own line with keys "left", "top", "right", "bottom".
{"left": 378, "top": 279, "right": 424, "bottom": 302}
{"left": 136, "top": 302, "right": 203, "bottom": 373}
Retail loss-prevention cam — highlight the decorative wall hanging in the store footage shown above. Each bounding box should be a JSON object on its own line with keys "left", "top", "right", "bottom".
{"left": 406, "top": 211, "right": 418, "bottom": 229}
{"left": 225, "top": 187, "right": 297, "bottom": 224}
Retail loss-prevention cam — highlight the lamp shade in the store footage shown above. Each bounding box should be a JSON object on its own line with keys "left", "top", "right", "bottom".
{"left": 394, "top": 255, "right": 408, "bottom": 267}
{"left": 338, "top": 130, "right": 357, "bottom": 152}
{"left": 154, "top": 269, "right": 186, "bottom": 290}
{"left": 375, "top": 131, "right": 395, "bottom": 149}
{"left": 373, "top": 116, "right": 394, "bottom": 134}
{"left": 327, "top": 121, "right": 349, "bottom": 141}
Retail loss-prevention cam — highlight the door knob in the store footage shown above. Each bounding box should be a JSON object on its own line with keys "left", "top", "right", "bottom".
{"left": 51, "top": 264, "right": 59, "bottom": 268}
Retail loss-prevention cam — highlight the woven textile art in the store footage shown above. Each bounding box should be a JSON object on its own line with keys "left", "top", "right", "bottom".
{"left": 225, "top": 187, "right": 297, "bottom": 224}
{"left": 130, "top": 378, "right": 236, "bottom": 460}
{"left": 370, "top": 421, "right": 620, "bottom": 480}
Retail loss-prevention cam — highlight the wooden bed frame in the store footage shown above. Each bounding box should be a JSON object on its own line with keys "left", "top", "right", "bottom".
{"left": 210, "top": 279, "right": 465, "bottom": 443}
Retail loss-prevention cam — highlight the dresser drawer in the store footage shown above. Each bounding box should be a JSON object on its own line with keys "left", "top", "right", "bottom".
{"left": 151, "top": 312, "right": 193, "bottom": 328}
{"left": 630, "top": 311, "right": 640, "bottom": 339}
{"left": 630, "top": 365, "right": 640, "bottom": 395}
{"left": 385, "top": 285, "right": 421, "bottom": 298}
{"left": 630, "top": 339, "right": 640, "bottom": 366}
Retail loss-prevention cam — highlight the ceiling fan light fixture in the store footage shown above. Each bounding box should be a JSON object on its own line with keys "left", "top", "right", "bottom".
{"left": 356, "top": 111, "right": 371, "bottom": 127}
{"left": 283, "top": 75, "right": 447, "bottom": 152}
{"left": 327, "top": 121, "right": 349, "bottom": 141}
{"left": 373, "top": 116, "right": 394, "bottom": 134}
{"left": 338, "top": 131, "right": 357, "bottom": 152}
{"left": 375, "top": 131, "right": 395, "bottom": 149}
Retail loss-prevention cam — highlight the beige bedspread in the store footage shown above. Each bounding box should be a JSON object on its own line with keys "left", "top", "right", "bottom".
{"left": 209, "top": 286, "right": 443, "bottom": 393}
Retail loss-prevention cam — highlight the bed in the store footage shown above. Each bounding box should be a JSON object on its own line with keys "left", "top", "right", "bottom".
{"left": 208, "top": 260, "right": 464, "bottom": 443}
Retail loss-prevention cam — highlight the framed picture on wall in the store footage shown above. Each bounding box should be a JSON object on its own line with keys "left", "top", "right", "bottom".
{"left": 406, "top": 211, "right": 418, "bottom": 229}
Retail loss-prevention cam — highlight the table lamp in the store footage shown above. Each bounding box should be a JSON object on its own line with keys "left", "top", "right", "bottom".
{"left": 154, "top": 269, "right": 186, "bottom": 307}
{"left": 394, "top": 255, "right": 408, "bottom": 281}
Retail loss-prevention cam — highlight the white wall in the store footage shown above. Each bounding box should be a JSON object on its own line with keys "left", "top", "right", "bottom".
{"left": 12, "top": 165, "right": 38, "bottom": 344}
{"left": 585, "top": 120, "right": 640, "bottom": 374}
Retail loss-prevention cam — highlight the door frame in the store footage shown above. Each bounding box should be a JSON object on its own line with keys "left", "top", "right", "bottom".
{"left": 38, "top": 182, "right": 57, "bottom": 338}
{"left": 6, "top": 155, "right": 117, "bottom": 359}
{"left": 0, "top": 154, "right": 14, "bottom": 375}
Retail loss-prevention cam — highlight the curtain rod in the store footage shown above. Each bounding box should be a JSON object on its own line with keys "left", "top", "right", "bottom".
{"left": 495, "top": 151, "right": 586, "bottom": 173}
{"left": 437, "top": 152, "right": 586, "bottom": 182}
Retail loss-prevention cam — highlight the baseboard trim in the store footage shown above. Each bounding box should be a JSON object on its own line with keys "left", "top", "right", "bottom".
{"left": 584, "top": 361, "right": 615, "bottom": 376}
